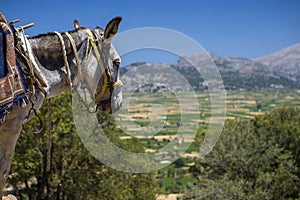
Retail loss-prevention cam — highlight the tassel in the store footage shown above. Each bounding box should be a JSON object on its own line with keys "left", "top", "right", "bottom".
{"left": 0, "top": 111, "right": 6, "bottom": 123}
{"left": 22, "top": 97, "right": 28, "bottom": 107}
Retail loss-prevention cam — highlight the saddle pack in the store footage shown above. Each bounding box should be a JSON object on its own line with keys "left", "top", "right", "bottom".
{"left": 0, "top": 14, "right": 28, "bottom": 123}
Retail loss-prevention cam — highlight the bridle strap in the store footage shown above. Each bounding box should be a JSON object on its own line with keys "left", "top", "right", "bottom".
{"left": 55, "top": 28, "right": 121, "bottom": 108}
{"left": 85, "top": 29, "right": 112, "bottom": 104}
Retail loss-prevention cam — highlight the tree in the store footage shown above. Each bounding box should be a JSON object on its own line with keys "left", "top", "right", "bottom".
{"left": 184, "top": 106, "right": 300, "bottom": 199}
{"left": 7, "top": 92, "right": 159, "bottom": 199}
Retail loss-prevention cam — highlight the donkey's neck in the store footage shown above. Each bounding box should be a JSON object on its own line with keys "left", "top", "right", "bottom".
{"left": 28, "top": 30, "right": 87, "bottom": 98}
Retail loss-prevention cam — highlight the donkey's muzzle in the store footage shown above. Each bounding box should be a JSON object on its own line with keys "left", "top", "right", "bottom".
{"left": 97, "top": 99, "right": 112, "bottom": 113}
{"left": 95, "top": 77, "right": 123, "bottom": 114}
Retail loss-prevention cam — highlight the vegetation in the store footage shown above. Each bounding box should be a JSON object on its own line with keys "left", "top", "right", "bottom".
{"left": 184, "top": 106, "right": 300, "bottom": 199}
{"left": 7, "top": 93, "right": 159, "bottom": 200}
{"left": 4, "top": 91, "right": 300, "bottom": 199}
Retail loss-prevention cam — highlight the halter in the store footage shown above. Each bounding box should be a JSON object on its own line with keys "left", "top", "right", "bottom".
{"left": 55, "top": 27, "right": 122, "bottom": 112}
{"left": 85, "top": 29, "right": 111, "bottom": 104}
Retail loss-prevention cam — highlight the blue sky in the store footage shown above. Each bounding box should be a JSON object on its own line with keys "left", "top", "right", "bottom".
{"left": 2, "top": 0, "right": 300, "bottom": 65}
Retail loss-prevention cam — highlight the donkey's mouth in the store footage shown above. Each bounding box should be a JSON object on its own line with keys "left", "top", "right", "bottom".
{"left": 97, "top": 100, "right": 123, "bottom": 114}
{"left": 96, "top": 84, "right": 122, "bottom": 114}
{"left": 97, "top": 99, "right": 113, "bottom": 114}
{"left": 97, "top": 99, "right": 112, "bottom": 113}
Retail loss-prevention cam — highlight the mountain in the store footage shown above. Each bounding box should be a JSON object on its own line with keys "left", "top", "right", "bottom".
{"left": 120, "top": 43, "right": 300, "bottom": 92}
{"left": 255, "top": 43, "right": 300, "bottom": 82}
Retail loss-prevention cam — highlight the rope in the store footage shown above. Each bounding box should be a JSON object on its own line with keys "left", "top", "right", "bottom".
{"left": 113, "top": 79, "right": 123, "bottom": 87}
{"left": 18, "top": 28, "right": 47, "bottom": 95}
{"left": 46, "top": 98, "right": 52, "bottom": 172}
{"left": 55, "top": 29, "right": 120, "bottom": 106}
{"left": 54, "top": 32, "right": 72, "bottom": 93}
{"left": 24, "top": 95, "right": 44, "bottom": 134}
{"left": 20, "top": 27, "right": 36, "bottom": 95}
{"left": 65, "top": 32, "right": 80, "bottom": 82}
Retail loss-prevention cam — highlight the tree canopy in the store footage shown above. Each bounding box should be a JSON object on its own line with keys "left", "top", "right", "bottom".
{"left": 7, "top": 93, "right": 159, "bottom": 200}
{"left": 184, "top": 106, "right": 300, "bottom": 199}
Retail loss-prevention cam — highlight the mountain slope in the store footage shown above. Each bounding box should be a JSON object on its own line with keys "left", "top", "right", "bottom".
{"left": 121, "top": 43, "right": 300, "bottom": 92}
{"left": 173, "top": 54, "right": 297, "bottom": 90}
{"left": 255, "top": 43, "right": 300, "bottom": 82}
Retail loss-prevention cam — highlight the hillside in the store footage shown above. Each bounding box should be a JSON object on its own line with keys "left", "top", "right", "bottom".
{"left": 255, "top": 43, "right": 300, "bottom": 82}
{"left": 121, "top": 43, "right": 300, "bottom": 92}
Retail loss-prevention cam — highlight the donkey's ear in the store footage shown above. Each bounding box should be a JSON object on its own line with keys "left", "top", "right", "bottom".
{"left": 74, "top": 20, "right": 87, "bottom": 30}
{"left": 74, "top": 19, "right": 81, "bottom": 30}
{"left": 104, "top": 16, "right": 122, "bottom": 42}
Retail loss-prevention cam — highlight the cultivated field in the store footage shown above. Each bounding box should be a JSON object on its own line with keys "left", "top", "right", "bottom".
{"left": 113, "top": 90, "right": 300, "bottom": 197}
{"left": 115, "top": 90, "right": 300, "bottom": 156}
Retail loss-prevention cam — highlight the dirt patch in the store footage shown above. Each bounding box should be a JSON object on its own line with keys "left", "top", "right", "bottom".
{"left": 156, "top": 194, "right": 183, "bottom": 200}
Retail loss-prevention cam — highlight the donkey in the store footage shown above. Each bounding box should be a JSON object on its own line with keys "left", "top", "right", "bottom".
{"left": 0, "top": 16, "right": 123, "bottom": 198}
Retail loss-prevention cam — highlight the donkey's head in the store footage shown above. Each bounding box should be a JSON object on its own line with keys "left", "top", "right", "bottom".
{"left": 74, "top": 17, "right": 122, "bottom": 113}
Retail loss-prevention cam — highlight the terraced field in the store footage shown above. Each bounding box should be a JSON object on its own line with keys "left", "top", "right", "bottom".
{"left": 115, "top": 90, "right": 300, "bottom": 155}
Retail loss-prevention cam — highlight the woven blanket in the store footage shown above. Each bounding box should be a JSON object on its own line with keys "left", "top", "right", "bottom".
{"left": 0, "top": 26, "right": 7, "bottom": 77}
{"left": 0, "top": 22, "right": 28, "bottom": 123}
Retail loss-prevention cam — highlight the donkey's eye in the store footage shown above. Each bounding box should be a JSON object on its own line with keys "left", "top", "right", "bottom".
{"left": 113, "top": 59, "right": 120, "bottom": 66}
